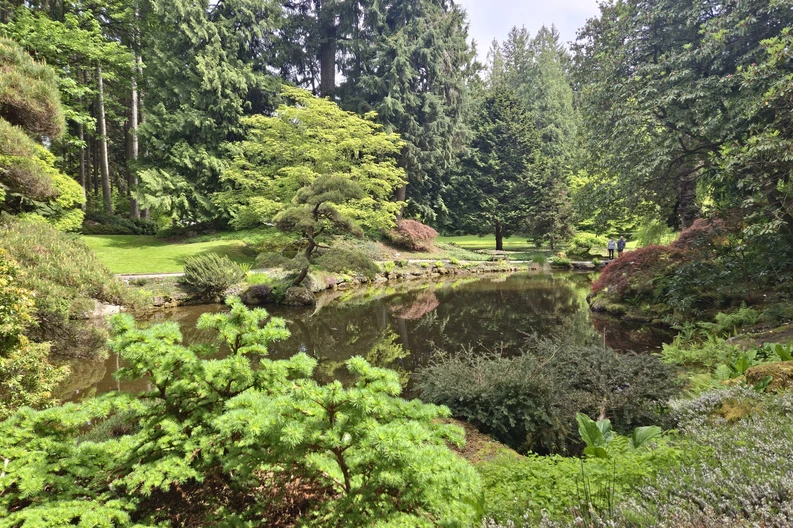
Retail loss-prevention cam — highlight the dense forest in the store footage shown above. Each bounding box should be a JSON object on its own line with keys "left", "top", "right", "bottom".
{"left": 2, "top": 0, "right": 793, "bottom": 526}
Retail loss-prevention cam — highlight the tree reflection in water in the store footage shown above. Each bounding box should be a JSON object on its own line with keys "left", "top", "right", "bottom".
{"left": 63, "top": 272, "right": 673, "bottom": 400}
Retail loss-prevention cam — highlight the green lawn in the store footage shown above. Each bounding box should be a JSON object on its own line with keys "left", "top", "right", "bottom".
{"left": 82, "top": 235, "right": 254, "bottom": 274}
{"left": 436, "top": 235, "right": 536, "bottom": 251}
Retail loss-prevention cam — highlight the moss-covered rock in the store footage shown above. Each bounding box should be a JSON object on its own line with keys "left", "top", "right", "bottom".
{"left": 745, "top": 361, "right": 793, "bottom": 393}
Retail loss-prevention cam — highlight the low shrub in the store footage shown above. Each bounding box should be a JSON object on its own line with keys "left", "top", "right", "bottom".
{"left": 591, "top": 245, "right": 686, "bottom": 299}
{"left": 315, "top": 248, "right": 380, "bottom": 279}
{"left": 611, "top": 388, "right": 793, "bottom": 526}
{"left": 0, "top": 249, "right": 68, "bottom": 418}
{"left": 385, "top": 219, "right": 438, "bottom": 251}
{"left": 566, "top": 233, "right": 607, "bottom": 257}
{"left": 182, "top": 253, "right": 250, "bottom": 299}
{"left": 255, "top": 251, "right": 296, "bottom": 269}
{"left": 82, "top": 212, "right": 158, "bottom": 235}
{"left": 0, "top": 219, "right": 145, "bottom": 357}
{"left": 416, "top": 337, "right": 679, "bottom": 454}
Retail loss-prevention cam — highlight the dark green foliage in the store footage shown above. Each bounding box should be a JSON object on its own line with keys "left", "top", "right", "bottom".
{"left": 136, "top": 0, "right": 282, "bottom": 222}
{"left": 82, "top": 212, "right": 157, "bottom": 235}
{"left": 0, "top": 299, "right": 482, "bottom": 526}
{"left": 446, "top": 85, "right": 543, "bottom": 250}
{"left": 315, "top": 248, "right": 379, "bottom": 279}
{"left": 181, "top": 253, "right": 250, "bottom": 300}
{"left": 0, "top": 219, "right": 143, "bottom": 357}
{"left": 417, "top": 337, "right": 678, "bottom": 454}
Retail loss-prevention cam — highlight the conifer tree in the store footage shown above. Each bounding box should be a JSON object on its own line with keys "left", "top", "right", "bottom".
{"left": 136, "top": 0, "right": 281, "bottom": 222}
{"left": 447, "top": 84, "right": 543, "bottom": 250}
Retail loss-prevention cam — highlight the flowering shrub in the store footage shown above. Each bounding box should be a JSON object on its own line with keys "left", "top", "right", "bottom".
{"left": 385, "top": 219, "right": 438, "bottom": 250}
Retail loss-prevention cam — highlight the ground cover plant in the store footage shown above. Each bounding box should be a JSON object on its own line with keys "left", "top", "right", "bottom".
{"left": 0, "top": 299, "right": 482, "bottom": 527}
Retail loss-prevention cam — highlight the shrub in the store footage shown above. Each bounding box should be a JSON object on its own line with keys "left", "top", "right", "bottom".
{"left": 315, "top": 247, "right": 379, "bottom": 279}
{"left": 181, "top": 253, "right": 250, "bottom": 299}
{"left": 417, "top": 337, "right": 678, "bottom": 454}
{"left": 82, "top": 211, "right": 158, "bottom": 235}
{"left": 531, "top": 254, "right": 548, "bottom": 266}
{"left": 0, "top": 249, "right": 67, "bottom": 418}
{"left": 0, "top": 218, "right": 144, "bottom": 357}
{"left": 567, "top": 233, "right": 608, "bottom": 257}
{"left": 385, "top": 219, "right": 438, "bottom": 251}
{"left": 636, "top": 218, "right": 675, "bottom": 247}
{"left": 0, "top": 299, "right": 483, "bottom": 526}
{"left": 255, "top": 251, "right": 296, "bottom": 269}
{"left": 591, "top": 245, "right": 686, "bottom": 298}
{"left": 612, "top": 388, "right": 793, "bottom": 525}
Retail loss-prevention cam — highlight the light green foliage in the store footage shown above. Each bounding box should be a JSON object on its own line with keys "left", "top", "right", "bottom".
{"left": 315, "top": 248, "right": 379, "bottom": 279}
{"left": 449, "top": 257, "right": 461, "bottom": 266}
{"left": 0, "top": 219, "right": 143, "bottom": 357}
{"left": 382, "top": 261, "right": 396, "bottom": 274}
{"left": 636, "top": 218, "right": 676, "bottom": 247}
{"left": 0, "top": 248, "right": 67, "bottom": 418}
{"left": 763, "top": 343, "right": 793, "bottom": 362}
{"left": 697, "top": 305, "right": 760, "bottom": 337}
{"left": 434, "top": 260, "right": 444, "bottom": 269}
{"left": 420, "top": 262, "right": 430, "bottom": 269}
{"left": 217, "top": 86, "right": 405, "bottom": 232}
{"left": 567, "top": 232, "right": 607, "bottom": 257}
{"left": 0, "top": 299, "right": 482, "bottom": 526}
{"left": 181, "top": 253, "right": 250, "bottom": 300}
{"left": 479, "top": 441, "right": 680, "bottom": 526}
{"left": 0, "top": 39, "right": 84, "bottom": 223}
{"left": 576, "top": 413, "right": 662, "bottom": 459}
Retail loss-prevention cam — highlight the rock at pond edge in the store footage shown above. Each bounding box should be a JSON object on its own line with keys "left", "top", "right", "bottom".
{"left": 284, "top": 287, "right": 316, "bottom": 306}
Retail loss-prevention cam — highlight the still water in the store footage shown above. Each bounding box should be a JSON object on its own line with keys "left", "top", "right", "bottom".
{"left": 58, "top": 271, "right": 673, "bottom": 401}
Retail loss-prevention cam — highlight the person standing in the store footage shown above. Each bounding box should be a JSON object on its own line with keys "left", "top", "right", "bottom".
{"left": 607, "top": 237, "right": 616, "bottom": 260}
{"left": 617, "top": 236, "right": 627, "bottom": 258}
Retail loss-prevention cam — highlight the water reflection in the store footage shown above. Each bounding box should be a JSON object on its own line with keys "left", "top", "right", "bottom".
{"left": 58, "top": 272, "right": 673, "bottom": 401}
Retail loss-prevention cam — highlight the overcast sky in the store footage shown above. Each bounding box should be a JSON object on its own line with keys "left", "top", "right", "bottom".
{"left": 456, "top": 0, "right": 602, "bottom": 60}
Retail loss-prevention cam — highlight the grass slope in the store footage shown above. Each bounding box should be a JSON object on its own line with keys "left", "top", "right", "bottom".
{"left": 82, "top": 235, "right": 254, "bottom": 274}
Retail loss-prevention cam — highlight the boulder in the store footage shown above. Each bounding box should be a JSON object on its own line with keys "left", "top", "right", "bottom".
{"left": 745, "top": 361, "right": 793, "bottom": 393}
{"left": 284, "top": 286, "right": 316, "bottom": 306}
{"left": 571, "top": 261, "right": 596, "bottom": 270}
{"left": 240, "top": 284, "right": 274, "bottom": 305}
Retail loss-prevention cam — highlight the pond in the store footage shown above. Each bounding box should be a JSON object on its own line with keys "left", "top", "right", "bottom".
{"left": 58, "top": 271, "right": 674, "bottom": 401}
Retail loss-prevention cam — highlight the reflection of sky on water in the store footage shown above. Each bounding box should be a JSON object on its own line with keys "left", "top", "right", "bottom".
{"left": 60, "top": 272, "right": 673, "bottom": 401}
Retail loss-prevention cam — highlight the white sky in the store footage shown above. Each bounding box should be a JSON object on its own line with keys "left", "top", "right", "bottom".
{"left": 455, "top": 0, "right": 602, "bottom": 59}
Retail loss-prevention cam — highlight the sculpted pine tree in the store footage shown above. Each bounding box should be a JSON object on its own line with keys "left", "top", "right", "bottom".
{"left": 274, "top": 175, "right": 365, "bottom": 285}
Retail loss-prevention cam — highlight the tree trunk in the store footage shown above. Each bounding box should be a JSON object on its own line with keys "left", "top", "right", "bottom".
{"left": 97, "top": 64, "right": 112, "bottom": 214}
{"left": 674, "top": 162, "right": 699, "bottom": 231}
{"left": 128, "top": 55, "right": 140, "bottom": 219}
{"left": 317, "top": 0, "right": 336, "bottom": 97}
{"left": 394, "top": 183, "right": 407, "bottom": 220}
{"left": 495, "top": 221, "right": 504, "bottom": 251}
{"left": 78, "top": 121, "right": 86, "bottom": 210}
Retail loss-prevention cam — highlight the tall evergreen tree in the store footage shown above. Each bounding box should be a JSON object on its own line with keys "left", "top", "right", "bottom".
{"left": 136, "top": 0, "right": 281, "bottom": 223}
{"left": 446, "top": 85, "right": 542, "bottom": 250}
